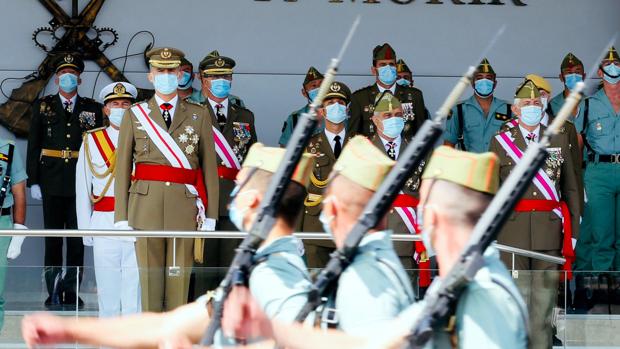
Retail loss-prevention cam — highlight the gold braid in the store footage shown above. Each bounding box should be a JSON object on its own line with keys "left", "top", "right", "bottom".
{"left": 310, "top": 172, "right": 329, "bottom": 189}
{"left": 83, "top": 133, "right": 116, "bottom": 204}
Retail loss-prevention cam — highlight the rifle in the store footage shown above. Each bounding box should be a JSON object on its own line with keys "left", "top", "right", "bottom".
{"left": 0, "top": 0, "right": 151, "bottom": 137}
{"left": 403, "top": 36, "right": 618, "bottom": 349}
{"left": 293, "top": 26, "right": 507, "bottom": 324}
{"left": 199, "top": 16, "right": 361, "bottom": 345}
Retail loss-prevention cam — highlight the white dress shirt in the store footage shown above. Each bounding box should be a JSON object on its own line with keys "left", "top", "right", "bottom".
{"left": 379, "top": 135, "right": 402, "bottom": 159}
{"left": 518, "top": 124, "right": 540, "bottom": 146}
{"left": 208, "top": 97, "right": 229, "bottom": 119}
{"left": 154, "top": 94, "right": 178, "bottom": 121}
{"left": 59, "top": 94, "right": 77, "bottom": 112}
{"left": 324, "top": 128, "right": 346, "bottom": 154}
{"left": 377, "top": 83, "right": 396, "bottom": 94}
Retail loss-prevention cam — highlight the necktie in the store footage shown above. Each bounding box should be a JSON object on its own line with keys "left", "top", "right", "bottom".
{"left": 386, "top": 141, "right": 396, "bottom": 160}
{"left": 64, "top": 100, "right": 72, "bottom": 113}
{"left": 333, "top": 135, "right": 342, "bottom": 159}
{"left": 526, "top": 132, "right": 536, "bottom": 144}
{"left": 161, "top": 103, "right": 172, "bottom": 129}
{"left": 216, "top": 104, "right": 226, "bottom": 127}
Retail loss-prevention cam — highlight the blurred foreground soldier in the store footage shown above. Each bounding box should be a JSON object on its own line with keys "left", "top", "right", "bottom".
{"left": 114, "top": 47, "right": 220, "bottom": 312}
{"left": 575, "top": 47, "right": 620, "bottom": 272}
{"left": 349, "top": 43, "right": 427, "bottom": 140}
{"left": 444, "top": 58, "right": 512, "bottom": 152}
{"left": 75, "top": 82, "right": 141, "bottom": 318}
{"left": 215, "top": 146, "right": 527, "bottom": 349}
{"left": 370, "top": 91, "right": 430, "bottom": 289}
{"left": 489, "top": 80, "right": 579, "bottom": 348}
{"left": 0, "top": 137, "right": 27, "bottom": 331}
{"left": 396, "top": 59, "right": 414, "bottom": 88}
{"left": 26, "top": 53, "right": 103, "bottom": 309}
{"left": 279, "top": 67, "right": 325, "bottom": 147}
{"left": 318, "top": 136, "right": 415, "bottom": 335}
{"left": 298, "top": 81, "right": 351, "bottom": 268}
{"left": 21, "top": 143, "right": 315, "bottom": 349}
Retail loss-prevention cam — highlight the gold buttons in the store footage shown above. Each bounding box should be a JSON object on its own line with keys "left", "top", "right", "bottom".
{"left": 64, "top": 159, "right": 69, "bottom": 163}
{"left": 67, "top": 123, "right": 71, "bottom": 127}
{"left": 533, "top": 191, "right": 537, "bottom": 196}
{"left": 165, "top": 181, "right": 171, "bottom": 186}
{"left": 66, "top": 134, "right": 70, "bottom": 138}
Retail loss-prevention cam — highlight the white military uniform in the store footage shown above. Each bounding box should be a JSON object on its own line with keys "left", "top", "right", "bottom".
{"left": 75, "top": 82, "right": 141, "bottom": 318}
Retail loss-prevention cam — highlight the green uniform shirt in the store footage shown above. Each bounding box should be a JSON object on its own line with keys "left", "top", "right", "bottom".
{"left": 575, "top": 89, "right": 620, "bottom": 155}
{"left": 445, "top": 95, "right": 511, "bottom": 153}
{"left": 336, "top": 230, "right": 415, "bottom": 336}
{"left": 0, "top": 140, "right": 27, "bottom": 208}
{"left": 279, "top": 105, "right": 323, "bottom": 147}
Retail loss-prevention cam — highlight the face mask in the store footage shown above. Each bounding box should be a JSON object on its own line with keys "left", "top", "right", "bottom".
{"left": 377, "top": 65, "right": 397, "bottom": 86}
{"left": 153, "top": 73, "right": 179, "bottom": 95}
{"left": 421, "top": 226, "right": 436, "bottom": 258}
{"left": 325, "top": 103, "right": 347, "bottom": 124}
{"left": 563, "top": 73, "right": 583, "bottom": 91}
{"left": 319, "top": 210, "right": 335, "bottom": 238}
{"left": 540, "top": 97, "right": 548, "bottom": 112}
{"left": 58, "top": 73, "right": 78, "bottom": 93}
{"left": 603, "top": 63, "right": 620, "bottom": 85}
{"left": 474, "top": 78, "right": 494, "bottom": 97}
{"left": 210, "top": 79, "right": 231, "bottom": 98}
{"left": 520, "top": 105, "right": 543, "bottom": 126}
{"left": 108, "top": 107, "right": 125, "bottom": 126}
{"left": 228, "top": 189, "right": 257, "bottom": 231}
{"left": 382, "top": 117, "right": 405, "bottom": 138}
{"left": 307, "top": 88, "right": 319, "bottom": 102}
{"left": 178, "top": 72, "right": 193, "bottom": 90}
{"left": 396, "top": 78, "right": 411, "bottom": 87}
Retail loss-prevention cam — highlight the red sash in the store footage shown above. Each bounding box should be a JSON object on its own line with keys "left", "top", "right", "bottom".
{"left": 514, "top": 199, "right": 574, "bottom": 279}
{"left": 93, "top": 197, "right": 115, "bottom": 212}
{"left": 217, "top": 165, "right": 239, "bottom": 180}
{"left": 134, "top": 164, "right": 208, "bottom": 208}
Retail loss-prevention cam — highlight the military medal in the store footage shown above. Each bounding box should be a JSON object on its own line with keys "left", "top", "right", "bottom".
{"left": 402, "top": 102, "right": 415, "bottom": 121}
{"left": 192, "top": 113, "right": 198, "bottom": 121}
{"left": 545, "top": 147, "right": 563, "bottom": 181}
{"left": 78, "top": 111, "right": 96, "bottom": 128}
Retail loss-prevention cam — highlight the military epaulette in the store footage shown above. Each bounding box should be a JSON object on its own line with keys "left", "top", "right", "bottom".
{"left": 352, "top": 85, "right": 374, "bottom": 95}
{"left": 42, "top": 94, "right": 56, "bottom": 102}
{"left": 494, "top": 112, "right": 511, "bottom": 121}
{"left": 183, "top": 98, "right": 204, "bottom": 107}
{"left": 85, "top": 126, "right": 107, "bottom": 134}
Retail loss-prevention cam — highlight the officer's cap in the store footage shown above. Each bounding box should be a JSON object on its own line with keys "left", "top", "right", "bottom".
{"left": 99, "top": 82, "right": 137, "bottom": 103}
{"left": 525, "top": 74, "right": 552, "bottom": 94}
{"left": 396, "top": 59, "right": 412, "bottom": 74}
{"left": 560, "top": 53, "right": 583, "bottom": 71}
{"left": 515, "top": 79, "right": 541, "bottom": 99}
{"left": 374, "top": 91, "right": 402, "bottom": 113}
{"left": 199, "top": 50, "right": 236, "bottom": 76}
{"left": 303, "top": 66, "right": 324, "bottom": 86}
{"left": 54, "top": 53, "right": 84, "bottom": 73}
{"left": 476, "top": 58, "right": 496, "bottom": 76}
{"left": 146, "top": 47, "right": 184, "bottom": 69}
{"left": 373, "top": 43, "right": 396, "bottom": 62}
{"left": 324, "top": 81, "right": 351, "bottom": 104}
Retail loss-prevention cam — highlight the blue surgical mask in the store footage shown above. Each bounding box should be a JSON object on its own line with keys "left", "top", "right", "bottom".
{"left": 210, "top": 79, "right": 232, "bottom": 98}
{"left": 153, "top": 73, "right": 179, "bottom": 94}
{"left": 520, "top": 105, "right": 543, "bottom": 126}
{"left": 382, "top": 116, "right": 405, "bottom": 138}
{"left": 58, "top": 73, "right": 78, "bottom": 93}
{"left": 319, "top": 210, "right": 334, "bottom": 238}
{"left": 178, "top": 72, "right": 193, "bottom": 90}
{"left": 474, "top": 78, "right": 494, "bottom": 97}
{"left": 603, "top": 63, "right": 620, "bottom": 85}
{"left": 325, "top": 103, "right": 347, "bottom": 124}
{"left": 563, "top": 73, "right": 583, "bottom": 91}
{"left": 108, "top": 107, "right": 125, "bottom": 126}
{"left": 377, "top": 65, "right": 397, "bottom": 86}
{"left": 396, "top": 78, "right": 411, "bottom": 87}
{"left": 228, "top": 198, "right": 249, "bottom": 231}
{"left": 307, "top": 88, "right": 319, "bottom": 102}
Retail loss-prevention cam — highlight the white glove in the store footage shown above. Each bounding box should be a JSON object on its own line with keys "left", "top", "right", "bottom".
{"left": 8, "top": 224, "right": 27, "bottom": 259}
{"left": 30, "top": 185, "right": 42, "bottom": 201}
{"left": 114, "top": 221, "right": 133, "bottom": 230}
{"left": 82, "top": 236, "right": 94, "bottom": 246}
{"left": 199, "top": 218, "right": 217, "bottom": 232}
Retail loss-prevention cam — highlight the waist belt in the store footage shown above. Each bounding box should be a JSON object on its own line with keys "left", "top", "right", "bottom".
{"left": 41, "top": 149, "right": 79, "bottom": 159}
{"left": 93, "top": 197, "right": 115, "bottom": 212}
{"left": 217, "top": 166, "right": 239, "bottom": 181}
{"left": 391, "top": 194, "right": 420, "bottom": 208}
{"left": 588, "top": 154, "right": 620, "bottom": 163}
{"left": 0, "top": 207, "right": 10, "bottom": 216}
{"left": 514, "top": 199, "right": 574, "bottom": 278}
{"left": 133, "top": 164, "right": 208, "bottom": 208}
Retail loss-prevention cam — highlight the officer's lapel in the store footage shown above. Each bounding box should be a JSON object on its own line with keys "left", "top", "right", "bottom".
{"left": 53, "top": 94, "right": 66, "bottom": 118}
{"left": 319, "top": 131, "right": 336, "bottom": 161}
{"left": 206, "top": 103, "right": 220, "bottom": 131}
{"left": 370, "top": 134, "right": 388, "bottom": 156}
{"left": 223, "top": 104, "right": 238, "bottom": 135}
{"left": 146, "top": 97, "right": 168, "bottom": 131}
{"left": 512, "top": 126, "right": 528, "bottom": 151}
{"left": 169, "top": 99, "right": 190, "bottom": 134}
{"left": 72, "top": 95, "right": 84, "bottom": 119}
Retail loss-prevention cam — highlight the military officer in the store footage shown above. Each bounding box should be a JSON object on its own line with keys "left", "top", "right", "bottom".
{"left": 189, "top": 52, "right": 246, "bottom": 109}
{"left": 26, "top": 53, "right": 103, "bottom": 309}
{"left": 396, "top": 58, "right": 414, "bottom": 88}
{"left": 22, "top": 143, "right": 316, "bottom": 348}
{"left": 114, "top": 47, "right": 220, "bottom": 312}
{"left": 489, "top": 80, "right": 580, "bottom": 348}
{"left": 575, "top": 47, "right": 620, "bottom": 273}
{"left": 320, "top": 136, "right": 415, "bottom": 335}
{"left": 76, "top": 82, "right": 141, "bottom": 318}
{"left": 298, "top": 81, "right": 352, "bottom": 268}
{"left": 0, "top": 137, "right": 28, "bottom": 331}
{"left": 279, "top": 67, "right": 324, "bottom": 147}
{"left": 349, "top": 43, "right": 427, "bottom": 140}
{"left": 444, "top": 58, "right": 512, "bottom": 153}
{"left": 369, "top": 91, "right": 429, "bottom": 289}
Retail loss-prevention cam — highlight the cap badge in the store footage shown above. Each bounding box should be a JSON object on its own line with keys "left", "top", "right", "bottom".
{"left": 64, "top": 54, "right": 74, "bottom": 64}
{"left": 330, "top": 83, "right": 341, "bottom": 92}
{"left": 113, "top": 83, "right": 126, "bottom": 95}
{"left": 161, "top": 48, "right": 172, "bottom": 59}
{"left": 215, "top": 58, "right": 225, "bottom": 68}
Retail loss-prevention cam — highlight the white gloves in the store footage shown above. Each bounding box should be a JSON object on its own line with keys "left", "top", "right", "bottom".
{"left": 8, "top": 224, "right": 27, "bottom": 259}
{"left": 114, "top": 221, "right": 133, "bottom": 230}
{"left": 30, "top": 185, "right": 42, "bottom": 201}
{"left": 82, "top": 236, "right": 94, "bottom": 246}
{"left": 200, "top": 218, "right": 217, "bottom": 232}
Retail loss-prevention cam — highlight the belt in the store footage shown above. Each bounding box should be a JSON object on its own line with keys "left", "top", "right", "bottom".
{"left": 41, "top": 149, "right": 79, "bottom": 159}
{"left": 93, "top": 197, "right": 114, "bottom": 212}
{"left": 133, "top": 164, "right": 208, "bottom": 208}
{"left": 514, "top": 199, "right": 574, "bottom": 278}
{"left": 391, "top": 194, "right": 420, "bottom": 208}
{"left": 217, "top": 166, "right": 239, "bottom": 181}
{"left": 0, "top": 207, "right": 10, "bottom": 216}
{"left": 588, "top": 154, "right": 620, "bottom": 163}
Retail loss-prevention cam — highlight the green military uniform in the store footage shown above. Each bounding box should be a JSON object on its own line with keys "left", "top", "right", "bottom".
{"left": 297, "top": 81, "right": 352, "bottom": 268}
{"left": 26, "top": 53, "right": 103, "bottom": 308}
{"left": 189, "top": 89, "right": 245, "bottom": 109}
{"left": 0, "top": 139, "right": 27, "bottom": 330}
{"left": 279, "top": 67, "right": 325, "bottom": 147}
{"left": 489, "top": 80, "right": 580, "bottom": 348}
{"left": 349, "top": 44, "right": 428, "bottom": 140}
{"left": 114, "top": 47, "right": 220, "bottom": 312}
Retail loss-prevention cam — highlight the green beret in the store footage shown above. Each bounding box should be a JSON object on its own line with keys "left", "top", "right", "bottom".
{"left": 560, "top": 53, "right": 583, "bottom": 71}
{"left": 396, "top": 59, "right": 412, "bottom": 74}
{"left": 199, "top": 50, "right": 236, "bottom": 76}
{"left": 477, "top": 58, "right": 496, "bottom": 76}
{"left": 373, "top": 91, "right": 401, "bottom": 113}
{"left": 146, "top": 47, "right": 184, "bottom": 68}
{"left": 54, "top": 53, "right": 84, "bottom": 73}
{"left": 373, "top": 43, "right": 396, "bottom": 62}
{"left": 324, "top": 81, "right": 351, "bottom": 103}
{"left": 303, "top": 66, "right": 324, "bottom": 86}
{"left": 515, "top": 79, "right": 541, "bottom": 99}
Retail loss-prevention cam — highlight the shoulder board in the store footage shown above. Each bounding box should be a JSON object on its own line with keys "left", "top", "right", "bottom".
{"left": 80, "top": 96, "right": 97, "bottom": 103}
{"left": 42, "top": 94, "right": 56, "bottom": 102}
{"left": 352, "top": 85, "right": 373, "bottom": 94}
{"left": 85, "top": 126, "right": 107, "bottom": 134}
{"left": 184, "top": 98, "right": 204, "bottom": 107}
{"left": 494, "top": 112, "right": 511, "bottom": 121}
{"left": 231, "top": 104, "right": 251, "bottom": 113}
{"left": 130, "top": 100, "right": 147, "bottom": 107}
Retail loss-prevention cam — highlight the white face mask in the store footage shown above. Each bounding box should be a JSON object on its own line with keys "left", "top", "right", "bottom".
{"left": 107, "top": 107, "right": 126, "bottom": 126}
